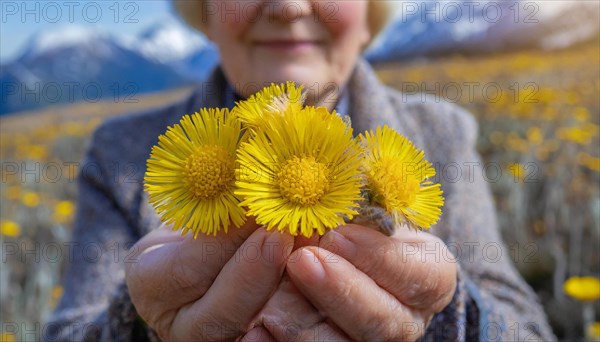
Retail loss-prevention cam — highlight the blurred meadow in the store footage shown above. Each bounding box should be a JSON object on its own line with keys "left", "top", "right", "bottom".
{"left": 1, "top": 41, "right": 599, "bottom": 341}
{"left": 377, "top": 40, "right": 600, "bottom": 339}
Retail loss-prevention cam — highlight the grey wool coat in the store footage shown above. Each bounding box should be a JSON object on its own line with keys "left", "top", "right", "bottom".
{"left": 46, "top": 60, "right": 555, "bottom": 341}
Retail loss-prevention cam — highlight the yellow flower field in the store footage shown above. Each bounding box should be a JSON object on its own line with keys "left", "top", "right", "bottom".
{"left": 377, "top": 41, "right": 599, "bottom": 338}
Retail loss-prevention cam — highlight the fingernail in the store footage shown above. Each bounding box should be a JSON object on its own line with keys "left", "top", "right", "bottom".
{"left": 321, "top": 230, "right": 357, "bottom": 260}
{"left": 293, "top": 248, "right": 326, "bottom": 282}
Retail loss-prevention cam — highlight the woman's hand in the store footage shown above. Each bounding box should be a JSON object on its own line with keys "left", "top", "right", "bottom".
{"left": 247, "top": 224, "right": 458, "bottom": 342}
{"left": 124, "top": 218, "right": 294, "bottom": 341}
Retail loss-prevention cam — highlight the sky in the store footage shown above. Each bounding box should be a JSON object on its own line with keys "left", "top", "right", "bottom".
{"left": 0, "top": 0, "right": 176, "bottom": 62}
{"left": 0, "top": 1, "right": 594, "bottom": 63}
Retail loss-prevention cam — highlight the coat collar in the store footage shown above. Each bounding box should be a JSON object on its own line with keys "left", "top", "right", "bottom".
{"left": 346, "top": 59, "right": 397, "bottom": 133}
{"left": 346, "top": 59, "right": 424, "bottom": 149}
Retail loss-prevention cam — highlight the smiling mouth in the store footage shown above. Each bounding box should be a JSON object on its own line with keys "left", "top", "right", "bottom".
{"left": 253, "top": 40, "right": 320, "bottom": 52}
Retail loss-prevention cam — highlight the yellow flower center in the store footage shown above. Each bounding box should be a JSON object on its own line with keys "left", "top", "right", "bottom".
{"left": 370, "top": 159, "right": 421, "bottom": 209}
{"left": 183, "top": 145, "right": 235, "bottom": 199}
{"left": 278, "top": 156, "right": 330, "bottom": 206}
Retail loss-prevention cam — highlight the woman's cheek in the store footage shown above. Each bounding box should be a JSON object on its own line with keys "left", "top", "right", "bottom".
{"left": 317, "top": 1, "right": 368, "bottom": 37}
{"left": 213, "top": 0, "right": 258, "bottom": 34}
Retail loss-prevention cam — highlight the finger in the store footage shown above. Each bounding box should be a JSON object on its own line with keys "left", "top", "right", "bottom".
{"left": 318, "top": 224, "right": 457, "bottom": 311}
{"left": 277, "top": 321, "right": 350, "bottom": 342}
{"left": 130, "top": 218, "right": 258, "bottom": 260}
{"left": 125, "top": 218, "right": 259, "bottom": 330}
{"left": 286, "top": 247, "right": 428, "bottom": 342}
{"left": 258, "top": 275, "right": 323, "bottom": 336}
{"left": 171, "top": 228, "right": 294, "bottom": 341}
{"left": 255, "top": 274, "right": 350, "bottom": 342}
{"left": 240, "top": 327, "right": 277, "bottom": 342}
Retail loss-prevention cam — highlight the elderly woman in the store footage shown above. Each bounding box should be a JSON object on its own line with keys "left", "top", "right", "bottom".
{"left": 47, "top": 0, "right": 554, "bottom": 341}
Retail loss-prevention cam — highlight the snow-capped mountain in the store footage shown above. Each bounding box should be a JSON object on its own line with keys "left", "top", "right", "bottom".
{"left": 1, "top": 25, "right": 190, "bottom": 115}
{"left": 0, "top": 22, "right": 219, "bottom": 115}
{"left": 19, "top": 26, "right": 110, "bottom": 62}
{"left": 1, "top": 2, "right": 597, "bottom": 115}
{"left": 365, "top": 0, "right": 600, "bottom": 62}
{"left": 133, "top": 20, "right": 219, "bottom": 82}
{"left": 136, "top": 21, "right": 210, "bottom": 64}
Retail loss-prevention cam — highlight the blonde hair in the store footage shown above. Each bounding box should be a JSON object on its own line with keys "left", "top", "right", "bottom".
{"left": 173, "top": 1, "right": 393, "bottom": 42}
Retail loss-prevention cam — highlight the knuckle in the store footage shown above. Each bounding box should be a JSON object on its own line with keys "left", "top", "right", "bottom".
{"left": 404, "top": 261, "right": 454, "bottom": 313}
{"left": 406, "top": 265, "right": 442, "bottom": 309}
{"left": 362, "top": 247, "right": 388, "bottom": 275}
{"left": 361, "top": 309, "right": 400, "bottom": 341}
{"left": 431, "top": 267, "right": 457, "bottom": 312}
{"left": 322, "top": 276, "right": 357, "bottom": 310}
{"left": 361, "top": 240, "right": 400, "bottom": 276}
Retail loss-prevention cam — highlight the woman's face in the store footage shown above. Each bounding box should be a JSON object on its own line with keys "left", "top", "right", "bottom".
{"left": 205, "top": 0, "right": 370, "bottom": 107}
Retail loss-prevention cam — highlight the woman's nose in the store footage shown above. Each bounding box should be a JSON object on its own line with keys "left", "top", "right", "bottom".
{"left": 267, "top": 0, "right": 314, "bottom": 22}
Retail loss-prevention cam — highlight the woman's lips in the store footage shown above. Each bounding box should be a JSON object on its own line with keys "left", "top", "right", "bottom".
{"left": 253, "top": 40, "right": 320, "bottom": 52}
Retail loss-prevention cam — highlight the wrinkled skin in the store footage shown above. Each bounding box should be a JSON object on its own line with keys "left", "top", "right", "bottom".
{"left": 126, "top": 221, "right": 457, "bottom": 341}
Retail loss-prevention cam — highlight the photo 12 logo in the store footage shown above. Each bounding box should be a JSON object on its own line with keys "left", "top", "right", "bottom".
{"left": 1, "top": 1, "right": 139, "bottom": 24}
{"left": 398, "top": 1, "right": 539, "bottom": 24}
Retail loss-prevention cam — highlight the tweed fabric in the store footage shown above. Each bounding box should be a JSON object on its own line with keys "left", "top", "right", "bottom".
{"left": 45, "top": 60, "right": 555, "bottom": 341}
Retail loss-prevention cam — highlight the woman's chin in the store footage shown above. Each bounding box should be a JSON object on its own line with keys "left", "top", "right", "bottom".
{"left": 254, "top": 64, "right": 326, "bottom": 87}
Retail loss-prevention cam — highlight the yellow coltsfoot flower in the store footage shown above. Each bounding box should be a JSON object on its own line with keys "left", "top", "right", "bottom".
{"left": 233, "top": 82, "right": 305, "bottom": 130}
{"left": 236, "top": 106, "right": 362, "bottom": 238}
{"left": 144, "top": 108, "right": 246, "bottom": 237}
{"left": 564, "top": 276, "right": 600, "bottom": 301}
{"left": 360, "top": 125, "right": 444, "bottom": 230}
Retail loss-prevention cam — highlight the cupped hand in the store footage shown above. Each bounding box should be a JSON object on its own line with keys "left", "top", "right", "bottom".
{"left": 124, "top": 218, "right": 294, "bottom": 341}
{"left": 247, "top": 224, "right": 458, "bottom": 342}
{"left": 242, "top": 235, "right": 350, "bottom": 341}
